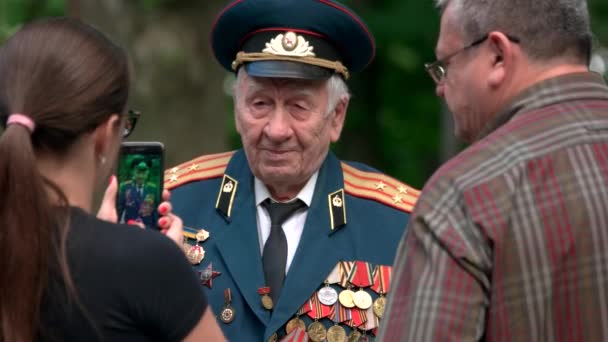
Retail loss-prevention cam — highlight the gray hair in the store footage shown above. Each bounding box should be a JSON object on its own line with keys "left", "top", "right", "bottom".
{"left": 435, "top": 0, "right": 592, "bottom": 64}
{"left": 234, "top": 68, "right": 350, "bottom": 117}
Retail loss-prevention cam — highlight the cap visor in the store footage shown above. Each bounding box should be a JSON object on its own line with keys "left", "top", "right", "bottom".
{"left": 244, "top": 60, "right": 333, "bottom": 80}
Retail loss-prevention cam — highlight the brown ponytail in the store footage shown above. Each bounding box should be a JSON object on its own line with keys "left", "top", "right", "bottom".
{"left": 0, "top": 18, "right": 130, "bottom": 342}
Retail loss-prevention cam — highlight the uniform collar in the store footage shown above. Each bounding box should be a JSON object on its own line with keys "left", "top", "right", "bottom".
{"left": 254, "top": 171, "right": 319, "bottom": 207}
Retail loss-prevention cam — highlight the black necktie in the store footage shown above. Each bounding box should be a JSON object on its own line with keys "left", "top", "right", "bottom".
{"left": 262, "top": 199, "right": 306, "bottom": 303}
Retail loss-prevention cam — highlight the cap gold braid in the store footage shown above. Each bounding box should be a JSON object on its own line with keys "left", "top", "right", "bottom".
{"left": 232, "top": 51, "right": 350, "bottom": 80}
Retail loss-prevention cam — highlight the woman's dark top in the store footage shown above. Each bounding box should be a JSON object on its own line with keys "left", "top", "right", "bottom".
{"left": 38, "top": 207, "right": 206, "bottom": 341}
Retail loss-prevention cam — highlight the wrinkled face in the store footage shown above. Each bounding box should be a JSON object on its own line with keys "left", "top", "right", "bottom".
{"left": 435, "top": 5, "right": 490, "bottom": 142}
{"left": 234, "top": 71, "right": 346, "bottom": 195}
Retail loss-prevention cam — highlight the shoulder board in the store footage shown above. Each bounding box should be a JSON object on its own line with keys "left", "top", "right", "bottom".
{"left": 164, "top": 151, "right": 235, "bottom": 190}
{"left": 341, "top": 162, "right": 420, "bottom": 213}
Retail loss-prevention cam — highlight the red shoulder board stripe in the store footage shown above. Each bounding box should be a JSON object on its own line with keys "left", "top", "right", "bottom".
{"left": 164, "top": 151, "right": 235, "bottom": 190}
{"left": 341, "top": 162, "right": 420, "bottom": 213}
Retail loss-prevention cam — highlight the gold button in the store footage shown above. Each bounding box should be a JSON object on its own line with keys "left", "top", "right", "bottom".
{"left": 267, "top": 332, "right": 278, "bottom": 342}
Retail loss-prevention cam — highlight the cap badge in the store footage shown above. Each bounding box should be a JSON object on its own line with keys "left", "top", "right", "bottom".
{"left": 263, "top": 31, "right": 315, "bottom": 57}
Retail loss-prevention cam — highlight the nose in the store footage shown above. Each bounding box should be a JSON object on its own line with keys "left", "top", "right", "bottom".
{"left": 263, "top": 108, "right": 292, "bottom": 142}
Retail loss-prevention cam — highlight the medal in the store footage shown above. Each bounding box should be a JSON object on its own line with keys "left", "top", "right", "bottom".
{"left": 186, "top": 229, "right": 209, "bottom": 265}
{"left": 186, "top": 245, "right": 205, "bottom": 265}
{"left": 267, "top": 332, "right": 278, "bottom": 342}
{"left": 350, "top": 261, "right": 374, "bottom": 288}
{"left": 306, "top": 293, "right": 332, "bottom": 320}
{"left": 199, "top": 263, "right": 221, "bottom": 288}
{"left": 258, "top": 287, "right": 273, "bottom": 310}
{"left": 317, "top": 283, "right": 338, "bottom": 306}
{"left": 195, "top": 229, "right": 210, "bottom": 242}
{"left": 353, "top": 290, "right": 373, "bottom": 310}
{"left": 338, "top": 289, "right": 356, "bottom": 308}
{"left": 327, "top": 325, "right": 347, "bottom": 342}
{"left": 285, "top": 317, "right": 306, "bottom": 335}
{"left": 372, "top": 296, "right": 386, "bottom": 319}
{"left": 348, "top": 329, "right": 362, "bottom": 342}
{"left": 307, "top": 321, "right": 327, "bottom": 342}
{"left": 220, "top": 288, "right": 235, "bottom": 324}
{"left": 338, "top": 261, "right": 355, "bottom": 288}
{"left": 370, "top": 265, "right": 392, "bottom": 295}
{"left": 347, "top": 306, "right": 368, "bottom": 329}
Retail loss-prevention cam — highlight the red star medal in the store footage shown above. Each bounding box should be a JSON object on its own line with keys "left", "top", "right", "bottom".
{"left": 199, "top": 263, "right": 221, "bottom": 288}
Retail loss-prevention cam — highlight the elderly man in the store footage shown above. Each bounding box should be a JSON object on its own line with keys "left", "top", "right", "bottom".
{"left": 165, "top": 1, "right": 419, "bottom": 341}
{"left": 380, "top": 0, "right": 608, "bottom": 341}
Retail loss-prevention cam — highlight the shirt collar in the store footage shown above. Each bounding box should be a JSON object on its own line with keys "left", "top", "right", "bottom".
{"left": 477, "top": 72, "right": 608, "bottom": 140}
{"left": 255, "top": 171, "right": 319, "bottom": 207}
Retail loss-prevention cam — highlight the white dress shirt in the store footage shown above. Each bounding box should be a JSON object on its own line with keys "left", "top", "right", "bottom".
{"left": 254, "top": 171, "right": 318, "bottom": 274}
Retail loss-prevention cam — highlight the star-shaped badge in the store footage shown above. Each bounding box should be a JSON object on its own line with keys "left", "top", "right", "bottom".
{"left": 375, "top": 181, "right": 387, "bottom": 191}
{"left": 199, "top": 263, "right": 221, "bottom": 288}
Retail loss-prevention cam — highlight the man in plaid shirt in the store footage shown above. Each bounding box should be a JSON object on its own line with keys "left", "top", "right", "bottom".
{"left": 380, "top": 0, "right": 608, "bottom": 341}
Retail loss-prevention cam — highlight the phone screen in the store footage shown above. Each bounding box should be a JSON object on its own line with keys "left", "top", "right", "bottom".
{"left": 116, "top": 142, "right": 164, "bottom": 229}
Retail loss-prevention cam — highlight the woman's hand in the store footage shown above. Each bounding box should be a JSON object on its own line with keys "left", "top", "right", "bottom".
{"left": 97, "top": 178, "right": 183, "bottom": 246}
{"left": 156, "top": 190, "right": 184, "bottom": 246}
{"left": 97, "top": 175, "right": 118, "bottom": 222}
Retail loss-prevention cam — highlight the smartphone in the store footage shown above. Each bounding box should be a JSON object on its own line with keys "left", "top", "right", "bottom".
{"left": 116, "top": 142, "right": 165, "bottom": 229}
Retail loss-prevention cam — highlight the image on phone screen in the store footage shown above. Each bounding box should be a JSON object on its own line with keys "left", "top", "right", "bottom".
{"left": 116, "top": 144, "right": 163, "bottom": 229}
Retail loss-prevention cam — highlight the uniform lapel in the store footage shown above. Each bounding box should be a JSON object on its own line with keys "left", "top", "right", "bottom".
{"left": 214, "top": 151, "right": 271, "bottom": 325}
{"left": 266, "top": 152, "right": 352, "bottom": 336}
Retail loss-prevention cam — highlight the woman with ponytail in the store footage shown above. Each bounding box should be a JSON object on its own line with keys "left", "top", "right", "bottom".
{"left": 0, "top": 18, "right": 224, "bottom": 341}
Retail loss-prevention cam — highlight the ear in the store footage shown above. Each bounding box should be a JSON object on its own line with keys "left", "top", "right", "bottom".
{"left": 329, "top": 98, "right": 349, "bottom": 142}
{"left": 93, "top": 114, "right": 122, "bottom": 163}
{"left": 486, "top": 31, "right": 514, "bottom": 88}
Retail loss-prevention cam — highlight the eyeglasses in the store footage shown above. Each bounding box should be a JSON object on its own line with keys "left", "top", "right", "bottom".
{"left": 123, "top": 109, "right": 140, "bottom": 138}
{"left": 424, "top": 34, "right": 521, "bottom": 84}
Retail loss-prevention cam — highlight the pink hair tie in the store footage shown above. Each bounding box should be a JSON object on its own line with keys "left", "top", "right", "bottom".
{"left": 6, "top": 114, "right": 36, "bottom": 134}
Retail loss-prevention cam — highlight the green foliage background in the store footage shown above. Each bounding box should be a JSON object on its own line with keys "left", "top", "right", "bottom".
{"left": 1, "top": 0, "right": 607, "bottom": 189}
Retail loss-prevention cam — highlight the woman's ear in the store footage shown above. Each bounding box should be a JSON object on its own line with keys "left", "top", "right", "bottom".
{"left": 93, "top": 114, "right": 122, "bottom": 164}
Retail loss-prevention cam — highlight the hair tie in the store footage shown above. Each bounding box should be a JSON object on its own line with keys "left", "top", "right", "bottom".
{"left": 6, "top": 114, "right": 36, "bottom": 134}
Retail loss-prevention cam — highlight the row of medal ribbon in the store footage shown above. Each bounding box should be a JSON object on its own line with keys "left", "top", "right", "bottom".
{"left": 282, "top": 261, "right": 392, "bottom": 342}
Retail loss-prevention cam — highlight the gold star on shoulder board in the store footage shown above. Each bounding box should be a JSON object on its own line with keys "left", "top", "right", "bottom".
{"left": 188, "top": 163, "right": 199, "bottom": 171}
{"left": 170, "top": 167, "right": 179, "bottom": 174}
{"left": 392, "top": 194, "right": 403, "bottom": 204}
{"left": 169, "top": 174, "right": 179, "bottom": 183}
{"left": 375, "top": 181, "right": 387, "bottom": 191}
{"left": 397, "top": 185, "right": 408, "bottom": 194}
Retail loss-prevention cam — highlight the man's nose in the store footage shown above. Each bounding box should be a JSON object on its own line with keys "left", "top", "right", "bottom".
{"left": 263, "top": 109, "right": 292, "bottom": 141}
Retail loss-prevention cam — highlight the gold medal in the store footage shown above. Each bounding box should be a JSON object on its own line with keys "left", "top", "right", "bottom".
{"left": 353, "top": 289, "right": 373, "bottom": 310}
{"left": 317, "top": 284, "right": 339, "bottom": 306}
{"left": 186, "top": 245, "right": 205, "bottom": 265}
{"left": 261, "top": 294, "right": 273, "bottom": 310}
{"left": 220, "top": 306, "right": 235, "bottom": 324}
{"left": 285, "top": 317, "right": 306, "bottom": 334}
{"left": 220, "top": 288, "right": 235, "bottom": 324}
{"left": 326, "top": 325, "right": 347, "bottom": 342}
{"left": 195, "top": 229, "right": 210, "bottom": 242}
{"left": 307, "top": 321, "right": 327, "bottom": 342}
{"left": 348, "top": 329, "right": 362, "bottom": 342}
{"left": 373, "top": 296, "right": 386, "bottom": 319}
{"left": 338, "top": 289, "right": 356, "bottom": 308}
{"left": 267, "top": 332, "right": 278, "bottom": 342}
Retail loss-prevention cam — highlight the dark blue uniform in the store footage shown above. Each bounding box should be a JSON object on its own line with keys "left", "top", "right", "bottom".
{"left": 169, "top": 0, "right": 421, "bottom": 340}
{"left": 166, "top": 150, "right": 419, "bottom": 341}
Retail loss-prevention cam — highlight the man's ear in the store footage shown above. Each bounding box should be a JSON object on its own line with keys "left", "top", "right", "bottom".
{"left": 487, "top": 31, "right": 514, "bottom": 88}
{"left": 329, "top": 98, "right": 349, "bottom": 142}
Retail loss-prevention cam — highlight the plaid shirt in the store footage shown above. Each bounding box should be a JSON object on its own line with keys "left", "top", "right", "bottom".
{"left": 379, "top": 72, "right": 608, "bottom": 342}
